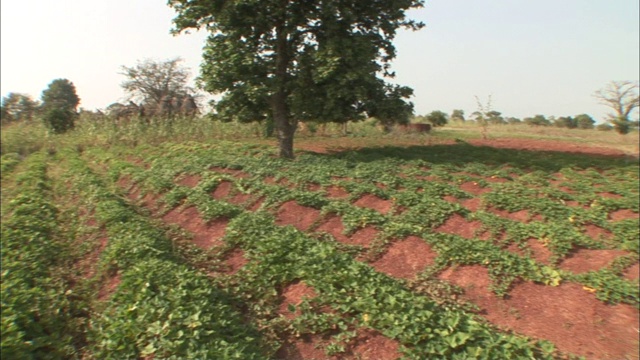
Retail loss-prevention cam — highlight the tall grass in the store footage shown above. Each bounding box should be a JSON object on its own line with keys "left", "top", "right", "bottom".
{"left": 1, "top": 114, "right": 637, "bottom": 158}
{"left": 0, "top": 121, "right": 49, "bottom": 156}
{"left": 442, "top": 121, "right": 640, "bottom": 155}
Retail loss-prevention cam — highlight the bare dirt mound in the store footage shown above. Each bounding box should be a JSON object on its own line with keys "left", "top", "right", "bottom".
{"left": 371, "top": 236, "right": 437, "bottom": 279}
{"left": 316, "top": 216, "right": 379, "bottom": 247}
{"left": 435, "top": 213, "right": 487, "bottom": 239}
{"left": 275, "top": 201, "right": 321, "bottom": 231}
{"left": 162, "top": 206, "right": 227, "bottom": 249}
{"left": 438, "top": 265, "right": 639, "bottom": 360}
{"left": 559, "top": 249, "right": 630, "bottom": 274}
{"left": 353, "top": 194, "right": 393, "bottom": 214}
{"left": 276, "top": 329, "right": 401, "bottom": 360}
{"left": 278, "top": 281, "right": 318, "bottom": 319}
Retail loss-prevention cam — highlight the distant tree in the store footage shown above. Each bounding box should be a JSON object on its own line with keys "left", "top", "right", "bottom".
{"left": 486, "top": 110, "right": 505, "bottom": 124}
{"left": 424, "top": 110, "right": 448, "bottom": 127}
{"left": 554, "top": 116, "right": 576, "bottom": 129}
{"left": 523, "top": 114, "right": 551, "bottom": 126}
{"left": 41, "top": 79, "right": 80, "bottom": 113}
{"left": 1, "top": 93, "right": 39, "bottom": 123}
{"left": 594, "top": 81, "right": 639, "bottom": 135}
{"left": 574, "top": 114, "right": 595, "bottom": 129}
{"left": 40, "top": 79, "right": 80, "bottom": 133}
{"left": 451, "top": 109, "right": 465, "bottom": 122}
{"left": 505, "top": 117, "right": 521, "bottom": 125}
{"left": 169, "top": 0, "right": 424, "bottom": 158}
{"left": 120, "top": 58, "right": 194, "bottom": 108}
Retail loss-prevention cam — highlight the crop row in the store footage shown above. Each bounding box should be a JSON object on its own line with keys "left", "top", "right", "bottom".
{"left": 86, "top": 144, "right": 577, "bottom": 358}
{"left": 60, "top": 148, "right": 270, "bottom": 359}
{"left": 102, "top": 142, "right": 638, "bottom": 304}
{"left": 1, "top": 152, "right": 80, "bottom": 358}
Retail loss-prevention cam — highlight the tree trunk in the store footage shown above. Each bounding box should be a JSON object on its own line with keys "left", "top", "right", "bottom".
{"left": 272, "top": 14, "right": 295, "bottom": 159}
{"left": 273, "top": 95, "right": 295, "bottom": 159}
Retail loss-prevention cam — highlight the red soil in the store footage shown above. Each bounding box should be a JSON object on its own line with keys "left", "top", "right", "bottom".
{"left": 278, "top": 281, "right": 318, "bottom": 319}
{"left": 442, "top": 195, "right": 458, "bottom": 203}
{"left": 438, "top": 265, "right": 639, "bottom": 360}
{"left": 598, "top": 192, "right": 623, "bottom": 199}
{"left": 459, "top": 197, "right": 482, "bottom": 212}
{"left": 276, "top": 329, "right": 401, "bottom": 360}
{"left": 459, "top": 181, "right": 491, "bottom": 196}
{"left": 211, "top": 181, "right": 254, "bottom": 206}
{"left": 97, "top": 273, "right": 122, "bottom": 301}
{"left": 315, "top": 216, "right": 379, "bottom": 247}
{"left": 559, "top": 249, "right": 630, "bottom": 274}
{"left": 175, "top": 174, "right": 200, "bottom": 188}
{"left": 275, "top": 201, "right": 321, "bottom": 231}
{"left": 211, "top": 180, "right": 233, "bottom": 199}
{"left": 434, "top": 213, "right": 488, "bottom": 239}
{"left": 223, "top": 248, "right": 248, "bottom": 275}
{"left": 276, "top": 335, "right": 333, "bottom": 360}
{"left": 488, "top": 207, "right": 542, "bottom": 223}
{"left": 370, "top": 236, "right": 438, "bottom": 279}
{"left": 114, "top": 139, "right": 638, "bottom": 359}
{"left": 583, "top": 224, "right": 614, "bottom": 241}
{"left": 624, "top": 263, "right": 640, "bottom": 281}
{"left": 609, "top": 209, "right": 640, "bottom": 221}
{"left": 353, "top": 194, "right": 393, "bottom": 214}
{"left": 325, "top": 185, "right": 350, "bottom": 199}
{"left": 343, "top": 329, "right": 401, "bottom": 360}
{"left": 162, "top": 206, "right": 227, "bottom": 249}
{"left": 506, "top": 238, "right": 554, "bottom": 265}
{"left": 466, "top": 138, "right": 633, "bottom": 158}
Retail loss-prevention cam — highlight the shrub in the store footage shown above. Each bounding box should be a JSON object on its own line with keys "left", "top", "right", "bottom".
{"left": 42, "top": 108, "right": 76, "bottom": 134}
{"left": 611, "top": 118, "right": 632, "bottom": 135}
{"left": 596, "top": 123, "right": 613, "bottom": 131}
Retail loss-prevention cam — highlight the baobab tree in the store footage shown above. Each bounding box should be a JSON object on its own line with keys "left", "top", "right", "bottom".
{"left": 594, "top": 81, "right": 639, "bottom": 134}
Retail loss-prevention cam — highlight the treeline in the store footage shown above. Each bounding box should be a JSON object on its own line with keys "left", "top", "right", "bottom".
{"left": 1, "top": 79, "right": 80, "bottom": 134}
{"left": 413, "top": 109, "right": 637, "bottom": 132}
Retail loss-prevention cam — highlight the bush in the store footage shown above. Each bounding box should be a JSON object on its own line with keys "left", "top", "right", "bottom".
{"left": 424, "top": 110, "right": 449, "bottom": 127}
{"left": 596, "top": 123, "right": 613, "bottom": 131}
{"left": 574, "top": 114, "right": 595, "bottom": 129}
{"left": 611, "top": 118, "right": 632, "bottom": 135}
{"left": 42, "top": 108, "right": 76, "bottom": 134}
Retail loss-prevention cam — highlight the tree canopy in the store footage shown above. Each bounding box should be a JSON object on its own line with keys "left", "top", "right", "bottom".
{"left": 120, "top": 58, "right": 193, "bottom": 107}
{"left": 169, "top": 0, "right": 425, "bottom": 158}
{"left": 1, "top": 93, "right": 39, "bottom": 123}
{"left": 40, "top": 79, "right": 80, "bottom": 113}
{"left": 424, "top": 110, "right": 448, "bottom": 127}
{"left": 40, "top": 79, "right": 80, "bottom": 134}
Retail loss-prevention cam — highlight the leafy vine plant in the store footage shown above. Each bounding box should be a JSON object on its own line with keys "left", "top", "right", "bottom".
{"left": 474, "top": 95, "right": 493, "bottom": 140}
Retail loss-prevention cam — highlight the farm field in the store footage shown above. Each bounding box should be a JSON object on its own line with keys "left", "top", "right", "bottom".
{"left": 1, "top": 122, "right": 639, "bottom": 359}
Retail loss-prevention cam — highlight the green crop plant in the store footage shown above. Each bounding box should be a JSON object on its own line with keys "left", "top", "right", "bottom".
{"left": 1, "top": 152, "right": 81, "bottom": 358}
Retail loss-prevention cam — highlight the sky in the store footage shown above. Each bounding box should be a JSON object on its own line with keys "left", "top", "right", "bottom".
{"left": 1, "top": 0, "right": 639, "bottom": 122}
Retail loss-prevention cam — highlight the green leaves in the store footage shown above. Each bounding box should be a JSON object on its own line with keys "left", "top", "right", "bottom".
{"left": 170, "top": 0, "right": 424, "bottom": 157}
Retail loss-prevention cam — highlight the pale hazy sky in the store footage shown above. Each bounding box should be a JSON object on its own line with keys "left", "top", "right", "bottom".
{"left": 2, "top": 0, "right": 639, "bottom": 122}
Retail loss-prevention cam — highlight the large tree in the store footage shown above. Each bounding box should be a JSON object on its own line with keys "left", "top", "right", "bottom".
{"left": 41, "top": 79, "right": 80, "bottom": 112}
{"left": 40, "top": 79, "right": 80, "bottom": 133}
{"left": 169, "top": 0, "right": 424, "bottom": 158}
{"left": 120, "top": 58, "right": 193, "bottom": 106}
{"left": 593, "top": 81, "right": 639, "bottom": 135}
